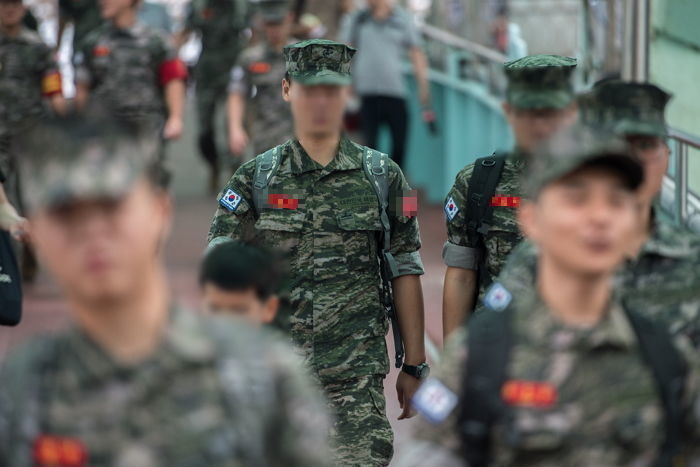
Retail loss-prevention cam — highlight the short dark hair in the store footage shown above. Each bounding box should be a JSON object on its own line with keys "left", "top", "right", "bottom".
{"left": 199, "top": 241, "right": 283, "bottom": 300}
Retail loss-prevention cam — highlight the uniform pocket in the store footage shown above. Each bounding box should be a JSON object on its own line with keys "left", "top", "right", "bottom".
{"left": 255, "top": 210, "right": 305, "bottom": 262}
{"left": 336, "top": 210, "right": 382, "bottom": 273}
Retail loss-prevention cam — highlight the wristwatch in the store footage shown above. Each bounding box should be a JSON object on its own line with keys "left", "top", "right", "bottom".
{"left": 401, "top": 362, "right": 430, "bottom": 380}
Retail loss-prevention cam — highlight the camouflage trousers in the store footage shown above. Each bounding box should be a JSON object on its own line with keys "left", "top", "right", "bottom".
{"left": 324, "top": 375, "right": 394, "bottom": 467}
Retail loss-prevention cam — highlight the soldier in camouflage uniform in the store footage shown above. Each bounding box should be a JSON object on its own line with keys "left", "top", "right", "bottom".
{"left": 208, "top": 39, "right": 427, "bottom": 466}
{"left": 396, "top": 125, "right": 700, "bottom": 467}
{"left": 499, "top": 80, "right": 700, "bottom": 348}
{"left": 57, "top": 0, "right": 101, "bottom": 55}
{"left": 0, "top": 113, "right": 331, "bottom": 467}
{"left": 227, "top": 0, "right": 294, "bottom": 158}
{"left": 1, "top": 0, "right": 65, "bottom": 281}
{"left": 74, "top": 0, "right": 187, "bottom": 141}
{"left": 179, "top": 0, "right": 250, "bottom": 193}
{"left": 442, "top": 55, "right": 578, "bottom": 337}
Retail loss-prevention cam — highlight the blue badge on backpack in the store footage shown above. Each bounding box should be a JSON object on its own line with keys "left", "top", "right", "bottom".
{"left": 484, "top": 282, "right": 512, "bottom": 312}
{"left": 219, "top": 189, "right": 243, "bottom": 212}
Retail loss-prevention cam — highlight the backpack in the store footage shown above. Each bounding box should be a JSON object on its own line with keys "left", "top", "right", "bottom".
{"left": 251, "top": 146, "right": 405, "bottom": 368}
{"left": 0, "top": 230, "right": 22, "bottom": 326}
{"left": 458, "top": 295, "right": 688, "bottom": 467}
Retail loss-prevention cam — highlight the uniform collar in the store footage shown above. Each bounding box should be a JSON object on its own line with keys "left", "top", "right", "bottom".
{"left": 288, "top": 134, "right": 362, "bottom": 175}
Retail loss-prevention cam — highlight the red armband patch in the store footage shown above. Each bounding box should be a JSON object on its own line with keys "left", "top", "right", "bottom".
{"left": 41, "top": 72, "right": 63, "bottom": 96}
{"left": 33, "top": 435, "right": 88, "bottom": 466}
{"left": 159, "top": 59, "right": 188, "bottom": 86}
{"left": 248, "top": 61, "right": 271, "bottom": 74}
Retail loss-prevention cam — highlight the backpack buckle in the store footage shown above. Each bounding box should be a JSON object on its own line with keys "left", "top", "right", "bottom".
{"left": 481, "top": 159, "right": 496, "bottom": 167}
{"left": 470, "top": 193, "right": 484, "bottom": 206}
{"left": 259, "top": 161, "right": 273, "bottom": 171}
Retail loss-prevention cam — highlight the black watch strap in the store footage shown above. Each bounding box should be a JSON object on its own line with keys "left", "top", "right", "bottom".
{"left": 402, "top": 362, "right": 430, "bottom": 379}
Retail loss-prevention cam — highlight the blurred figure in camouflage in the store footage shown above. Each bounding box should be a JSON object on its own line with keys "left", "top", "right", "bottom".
{"left": 397, "top": 125, "right": 700, "bottom": 467}
{"left": 208, "top": 39, "right": 427, "bottom": 466}
{"left": 56, "top": 0, "right": 101, "bottom": 55}
{"left": 442, "top": 55, "right": 578, "bottom": 337}
{"left": 0, "top": 113, "right": 331, "bottom": 467}
{"left": 0, "top": 0, "right": 66, "bottom": 281}
{"left": 499, "top": 80, "right": 700, "bottom": 348}
{"left": 73, "top": 0, "right": 187, "bottom": 142}
{"left": 178, "top": 0, "right": 250, "bottom": 193}
{"left": 227, "top": 0, "right": 294, "bottom": 159}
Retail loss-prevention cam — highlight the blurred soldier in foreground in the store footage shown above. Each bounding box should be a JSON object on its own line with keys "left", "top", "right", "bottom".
{"left": 442, "top": 55, "right": 578, "bottom": 337}
{"left": 397, "top": 125, "right": 700, "bottom": 467}
{"left": 208, "top": 39, "right": 426, "bottom": 466}
{"left": 0, "top": 114, "right": 331, "bottom": 467}
{"left": 227, "top": 0, "right": 294, "bottom": 160}
{"left": 500, "top": 80, "right": 700, "bottom": 348}
{"left": 178, "top": 0, "right": 251, "bottom": 193}
{"left": 1, "top": 0, "right": 66, "bottom": 281}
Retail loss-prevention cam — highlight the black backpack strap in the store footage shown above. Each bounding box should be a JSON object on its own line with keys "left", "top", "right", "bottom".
{"left": 623, "top": 307, "right": 688, "bottom": 467}
{"left": 465, "top": 153, "right": 507, "bottom": 247}
{"left": 361, "top": 147, "right": 404, "bottom": 368}
{"left": 252, "top": 146, "right": 282, "bottom": 216}
{"left": 458, "top": 291, "right": 514, "bottom": 467}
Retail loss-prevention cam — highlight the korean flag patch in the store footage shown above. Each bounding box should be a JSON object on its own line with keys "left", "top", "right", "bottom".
{"left": 444, "top": 196, "right": 459, "bottom": 221}
{"left": 219, "top": 189, "right": 243, "bottom": 212}
{"left": 484, "top": 282, "right": 512, "bottom": 312}
{"left": 412, "top": 378, "right": 458, "bottom": 424}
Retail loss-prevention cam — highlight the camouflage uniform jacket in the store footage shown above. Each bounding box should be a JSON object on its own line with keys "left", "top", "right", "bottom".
{"left": 0, "top": 308, "right": 331, "bottom": 467}
{"left": 0, "top": 28, "right": 60, "bottom": 136}
{"left": 228, "top": 40, "right": 293, "bottom": 154}
{"left": 74, "top": 22, "right": 176, "bottom": 124}
{"left": 398, "top": 290, "right": 700, "bottom": 467}
{"left": 208, "top": 136, "right": 424, "bottom": 383}
{"left": 443, "top": 151, "right": 525, "bottom": 300}
{"left": 499, "top": 211, "right": 700, "bottom": 348}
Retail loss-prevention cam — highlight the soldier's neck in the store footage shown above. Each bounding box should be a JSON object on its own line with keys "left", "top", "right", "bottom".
{"left": 70, "top": 265, "right": 170, "bottom": 365}
{"left": 537, "top": 253, "right": 612, "bottom": 328}
{"left": 297, "top": 132, "right": 341, "bottom": 167}
{"left": 112, "top": 9, "right": 137, "bottom": 30}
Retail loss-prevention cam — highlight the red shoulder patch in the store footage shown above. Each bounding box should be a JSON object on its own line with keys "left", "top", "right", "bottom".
{"left": 33, "top": 435, "right": 88, "bottom": 466}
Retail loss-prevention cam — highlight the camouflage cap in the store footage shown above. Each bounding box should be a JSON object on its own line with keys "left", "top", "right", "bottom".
{"left": 284, "top": 39, "right": 356, "bottom": 86}
{"left": 580, "top": 80, "right": 672, "bottom": 137}
{"left": 15, "top": 114, "right": 160, "bottom": 212}
{"left": 257, "top": 0, "right": 290, "bottom": 22}
{"left": 504, "top": 54, "right": 577, "bottom": 109}
{"left": 524, "top": 124, "right": 643, "bottom": 198}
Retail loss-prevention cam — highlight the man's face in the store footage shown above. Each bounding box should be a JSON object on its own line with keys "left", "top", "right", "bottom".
{"left": 29, "top": 180, "right": 171, "bottom": 305}
{"left": 202, "top": 285, "right": 278, "bottom": 325}
{"left": 0, "top": 1, "right": 26, "bottom": 28}
{"left": 99, "top": 0, "right": 133, "bottom": 20}
{"left": 626, "top": 134, "right": 669, "bottom": 203}
{"left": 519, "top": 166, "right": 638, "bottom": 277}
{"left": 504, "top": 103, "right": 578, "bottom": 153}
{"left": 284, "top": 81, "right": 350, "bottom": 137}
{"left": 263, "top": 15, "right": 290, "bottom": 44}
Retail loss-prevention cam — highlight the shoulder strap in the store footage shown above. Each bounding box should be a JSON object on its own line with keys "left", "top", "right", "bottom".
{"left": 465, "top": 153, "right": 507, "bottom": 248}
{"left": 350, "top": 9, "right": 371, "bottom": 47}
{"left": 458, "top": 306, "right": 514, "bottom": 467}
{"left": 623, "top": 307, "right": 688, "bottom": 467}
{"left": 252, "top": 146, "right": 282, "bottom": 215}
{"left": 361, "top": 147, "right": 392, "bottom": 265}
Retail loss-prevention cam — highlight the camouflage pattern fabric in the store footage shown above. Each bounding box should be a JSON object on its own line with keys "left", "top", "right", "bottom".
{"left": 442, "top": 152, "right": 525, "bottom": 300}
{"left": 0, "top": 308, "right": 331, "bottom": 466}
{"left": 228, "top": 41, "right": 293, "bottom": 154}
{"left": 208, "top": 136, "right": 424, "bottom": 383}
{"left": 58, "top": 0, "right": 102, "bottom": 51}
{"left": 325, "top": 375, "right": 393, "bottom": 466}
{"left": 504, "top": 54, "right": 577, "bottom": 109}
{"left": 397, "top": 289, "right": 700, "bottom": 467}
{"left": 74, "top": 22, "right": 176, "bottom": 125}
{"left": 284, "top": 39, "right": 356, "bottom": 86}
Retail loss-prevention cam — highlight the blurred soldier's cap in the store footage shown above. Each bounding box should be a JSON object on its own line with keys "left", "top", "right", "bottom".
{"left": 580, "top": 80, "right": 672, "bottom": 137}
{"left": 524, "top": 124, "right": 643, "bottom": 198}
{"left": 284, "top": 39, "right": 356, "bottom": 85}
{"left": 504, "top": 54, "right": 577, "bottom": 109}
{"left": 15, "top": 113, "right": 161, "bottom": 211}
{"left": 257, "top": 0, "right": 290, "bottom": 22}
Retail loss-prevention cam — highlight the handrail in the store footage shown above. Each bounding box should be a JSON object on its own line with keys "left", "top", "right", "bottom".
{"left": 417, "top": 22, "right": 507, "bottom": 65}
{"left": 665, "top": 126, "right": 700, "bottom": 230}
{"left": 669, "top": 128, "right": 700, "bottom": 149}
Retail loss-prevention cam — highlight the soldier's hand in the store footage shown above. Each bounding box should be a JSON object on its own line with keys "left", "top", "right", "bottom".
{"left": 229, "top": 128, "right": 249, "bottom": 156}
{"left": 396, "top": 372, "right": 421, "bottom": 420}
{"left": 163, "top": 116, "right": 184, "bottom": 140}
{"left": 0, "top": 202, "right": 29, "bottom": 242}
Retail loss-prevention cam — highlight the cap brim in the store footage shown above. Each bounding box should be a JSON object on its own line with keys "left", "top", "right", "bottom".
{"left": 576, "top": 153, "right": 644, "bottom": 191}
{"left": 261, "top": 13, "right": 287, "bottom": 22}
{"left": 291, "top": 70, "right": 352, "bottom": 86}
{"left": 508, "top": 89, "right": 575, "bottom": 110}
{"left": 612, "top": 120, "right": 668, "bottom": 138}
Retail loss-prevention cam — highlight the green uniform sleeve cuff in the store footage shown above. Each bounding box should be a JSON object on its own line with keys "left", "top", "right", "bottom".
{"left": 206, "top": 236, "right": 234, "bottom": 253}
{"left": 391, "top": 251, "right": 425, "bottom": 279}
{"left": 442, "top": 241, "right": 480, "bottom": 270}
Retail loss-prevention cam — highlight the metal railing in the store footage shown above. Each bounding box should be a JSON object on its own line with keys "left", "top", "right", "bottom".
{"left": 662, "top": 128, "right": 700, "bottom": 233}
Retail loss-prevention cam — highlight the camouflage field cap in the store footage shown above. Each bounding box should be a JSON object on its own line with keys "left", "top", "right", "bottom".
{"left": 257, "top": 0, "right": 290, "bottom": 22}
{"left": 15, "top": 114, "right": 160, "bottom": 211}
{"left": 524, "top": 123, "right": 643, "bottom": 198}
{"left": 504, "top": 54, "right": 577, "bottom": 109}
{"left": 580, "top": 80, "right": 672, "bottom": 137}
{"left": 284, "top": 39, "right": 356, "bottom": 86}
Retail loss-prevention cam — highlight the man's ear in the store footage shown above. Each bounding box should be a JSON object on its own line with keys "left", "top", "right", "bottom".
{"left": 282, "top": 79, "right": 291, "bottom": 102}
{"left": 262, "top": 295, "right": 279, "bottom": 324}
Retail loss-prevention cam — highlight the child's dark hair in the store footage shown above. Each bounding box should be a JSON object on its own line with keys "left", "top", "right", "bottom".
{"left": 199, "top": 241, "right": 282, "bottom": 300}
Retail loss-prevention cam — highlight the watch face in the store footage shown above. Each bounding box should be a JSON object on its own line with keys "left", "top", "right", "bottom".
{"left": 417, "top": 363, "right": 430, "bottom": 379}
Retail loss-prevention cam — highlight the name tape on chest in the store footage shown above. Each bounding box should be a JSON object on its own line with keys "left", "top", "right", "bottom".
{"left": 219, "top": 189, "right": 243, "bottom": 212}
{"left": 444, "top": 196, "right": 459, "bottom": 221}
{"left": 501, "top": 380, "right": 558, "bottom": 408}
{"left": 33, "top": 435, "right": 88, "bottom": 467}
{"left": 490, "top": 195, "right": 521, "bottom": 207}
{"left": 412, "top": 378, "right": 458, "bottom": 424}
